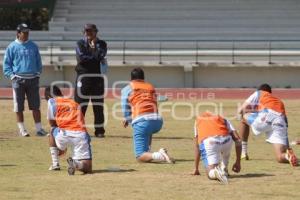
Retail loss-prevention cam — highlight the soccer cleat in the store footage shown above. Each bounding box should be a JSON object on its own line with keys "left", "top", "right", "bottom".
{"left": 36, "top": 129, "right": 47, "bottom": 136}
{"left": 286, "top": 148, "right": 298, "bottom": 167}
{"left": 214, "top": 166, "right": 228, "bottom": 184}
{"left": 20, "top": 130, "right": 30, "bottom": 137}
{"left": 159, "top": 148, "right": 175, "bottom": 164}
{"left": 49, "top": 164, "right": 60, "bottom": 171}
{"left": 67, "top": 157, "right": 75, "bottom": 175}
{"left": 241, "top": 153, "right": 249, "bottom": 160}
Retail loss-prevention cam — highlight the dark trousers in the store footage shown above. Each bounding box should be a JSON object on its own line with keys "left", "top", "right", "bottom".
{"left": 74, "top": 75, "right": 105, "bottom": 135}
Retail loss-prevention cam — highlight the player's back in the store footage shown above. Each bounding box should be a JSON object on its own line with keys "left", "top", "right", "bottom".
{"left": 128, "top": 80, "right": 158, "bottom": 118}
{"left": 258, "top": 91, "right": 285, "bottom": 115}
{"left": 55, "top": 97, "right": 87, "bottom": 132}
{"left": 196, "top": 112, "right": 229, "bottom": 143}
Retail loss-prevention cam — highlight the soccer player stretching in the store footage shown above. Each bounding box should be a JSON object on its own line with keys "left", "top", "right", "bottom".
{"left": 45, "top": 85, "right": 92, "bottom": 175}
{"left": 121, "top": 68, "right": 174, "bottom": 163}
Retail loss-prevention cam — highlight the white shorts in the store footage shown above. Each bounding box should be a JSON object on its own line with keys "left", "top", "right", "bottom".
{"left": 247, "top": 110, "right": 288, "bottom": 145}
{"left": 53, "top": 128, "right": 92, "bottom": 160}
{"left": 199, "top": 135, "right": 233, "bottom": 168}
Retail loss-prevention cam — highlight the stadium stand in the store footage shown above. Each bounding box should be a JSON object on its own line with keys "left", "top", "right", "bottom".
{"left": 1, "top": 0, "right": 300, "bottom": 88}
{"left": 49, "top": 0, "right": 300, "bottom": 40}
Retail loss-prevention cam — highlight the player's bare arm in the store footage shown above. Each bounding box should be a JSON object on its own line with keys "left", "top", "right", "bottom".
{"left": 193, "top": 136, "right": 200, "bottom": 175}
{"left": 230, "top": 131, "right": 242, "bottom": 173}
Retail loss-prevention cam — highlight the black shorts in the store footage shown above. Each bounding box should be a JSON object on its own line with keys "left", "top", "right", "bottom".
{"left": 12, "top": 77, "right": 40, "bottom": 112}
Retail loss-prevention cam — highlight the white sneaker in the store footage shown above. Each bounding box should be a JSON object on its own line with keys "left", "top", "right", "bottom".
{"left": 49, "top": 164, "right": 60, "bottom": 171}
{"left": 214, "top": 166, "right": 228, "bottom": 184}
{"left": 20, "top": 130, "right": 30, "bottom": 137}
{"left": 159, "top": 148, "right": 175, "bottom": 164}
{"left": 220, "top": 162, "right": 229, "bottom": 176}
{"left": 241, "top": 153, "right": 249, "bottom": 160}
{"left": 67, "top": 157, "right": 75, "bottom": 175}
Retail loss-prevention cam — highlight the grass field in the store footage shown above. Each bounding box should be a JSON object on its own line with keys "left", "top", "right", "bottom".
{"left": 0, "top": 99, "right": 299, "bottom": 200}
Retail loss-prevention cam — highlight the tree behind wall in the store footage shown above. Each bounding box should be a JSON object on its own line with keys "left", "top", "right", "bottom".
{"left": 0, "top": 7, "right": 49, "bottom": 30}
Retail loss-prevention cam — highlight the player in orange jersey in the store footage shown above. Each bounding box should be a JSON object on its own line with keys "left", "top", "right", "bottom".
{"left": 45, "top": 85, "right": 92, "bottom": 175}
{"left": 121, "top": 68, "right": 174, "bottom": 163}
{"left": 238, "top": 83, "right": 298, "bottom": 167}
{"left": 193, "top": 112, "right": 242, "bottom": 184}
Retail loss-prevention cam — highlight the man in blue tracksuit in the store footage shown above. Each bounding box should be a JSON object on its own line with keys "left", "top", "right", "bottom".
{"left": 2, "top": 23, "right": 47, "bottom": 137}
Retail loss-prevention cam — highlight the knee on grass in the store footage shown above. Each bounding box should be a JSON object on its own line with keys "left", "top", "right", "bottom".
{"left": 275, "top": 154, "right": 288, "bottom": 164}
{"left": 77, "top": 160, "right": 92, "bottom": 173}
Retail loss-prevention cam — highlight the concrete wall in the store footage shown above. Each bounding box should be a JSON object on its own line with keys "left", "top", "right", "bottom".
{"left": 1, "top": 64, "right": 300, "bottom": 88}
{"left": 193, "top": 65, "right": 300, "bottom": 88}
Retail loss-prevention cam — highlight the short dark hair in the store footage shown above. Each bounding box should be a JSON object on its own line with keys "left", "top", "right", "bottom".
{"left": 44, "top": 85, "right": 63, "bottom": 100}
{"left": 258, "top": 83, "right": 272, "bottom": 93}
{"left": 83, "top": 24, "right": 98, "bottom": 32}
{"left": 131, "top": 67, "right": 145, "bottom": 80}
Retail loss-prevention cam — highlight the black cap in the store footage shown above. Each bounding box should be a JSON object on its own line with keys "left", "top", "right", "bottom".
{"left": 16, "top": 23, "right": 30, "bottom": 32}
{"left": 84, "top": 24, "right": 98, "bottom": 32}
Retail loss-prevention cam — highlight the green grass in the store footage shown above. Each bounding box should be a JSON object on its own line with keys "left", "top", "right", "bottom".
{"left": 0, "top": 99, "right": 299, "bottom": 200}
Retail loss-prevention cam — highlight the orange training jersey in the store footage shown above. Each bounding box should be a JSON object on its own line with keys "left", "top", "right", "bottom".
{"left": 128, "top": 80, "right": 158, "bottom": 119}
{"left": 258, "top": 91, "right": 285, "bottom": 114}
{"left": 55, "top": 97, "right": 86, "bottom": 132}
{"left": 195, "top": 112, "right": 229, "bottom": 144}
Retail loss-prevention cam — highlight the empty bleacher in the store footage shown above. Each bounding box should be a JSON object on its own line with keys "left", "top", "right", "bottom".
{"left": 1, "top": 0, "right": 300, "bottom": 88}
{"left": 1, "top": 0, "right": 300, "bottom": 65}
{"left": 50, "top": 0, "right": 300, "bottom": 40}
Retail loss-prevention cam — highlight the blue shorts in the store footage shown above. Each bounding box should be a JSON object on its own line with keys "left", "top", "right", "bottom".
{"left": 132, "top": 119, "right": 163, "bottom": 157}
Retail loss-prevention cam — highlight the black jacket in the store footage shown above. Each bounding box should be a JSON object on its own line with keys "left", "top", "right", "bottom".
{"left": 75, "top": 37, "right": 107, "bottom": 74}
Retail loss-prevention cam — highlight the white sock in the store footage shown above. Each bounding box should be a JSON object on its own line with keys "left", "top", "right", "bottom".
{"left": 35, "top": 122, "right": 42, "bottom": 131}
{"left": 220, "top": 161, "right": 227, "bottom": 171}
{"left": 17, "top": 122, "right": 26, "bottom": 132}
{"left": 50, "top": 147, "right": 59, "bottom": 166}
{"left": 151, "top": 152, "right": 165, "bottom": 161}
{"left": 208, "top": 168, "right": 217, "bottom": 179}
{"left": 74, "top": 160, "right": 83, "bottom": 170}
{"left": 242, "top": 141, "right": 248, "bottom": 155}
{"left": 285, "top": 153, "right": 289, "bottom": 161}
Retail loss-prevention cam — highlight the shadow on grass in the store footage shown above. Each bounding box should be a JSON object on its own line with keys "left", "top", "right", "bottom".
{"left": 230, "top": 173, "right": 275, "bottom": 179}
{"left": 0, "top": 164, "right": 17, "bottom": 167}
{"left": 92, "top": 168, "right": 136, "bottom": 174}
{"left": 173, "top": 159, "right": 194, "bottom": 163}
{"left": 104, "top": 135, "right": 132, "bottom": 139}
{"left": 0, "top": 137, "right": 16, "bottom": 141}
{"left": 106, "top": 135, "right": 191, "bottom": 140}
{"left": 155, "top": 136, "right": 192, "bottom": 140}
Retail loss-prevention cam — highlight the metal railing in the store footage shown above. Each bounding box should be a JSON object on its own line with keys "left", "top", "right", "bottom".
{"left": 1, "top": 39, "right": 300, "bottom": 65}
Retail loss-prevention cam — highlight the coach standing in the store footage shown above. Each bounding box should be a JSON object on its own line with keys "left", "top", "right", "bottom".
{"left": 3, "top": 23, "right": 47, "bottom": 137}
{"left": 75, "top": 24, "right": 107, "bottom": 138}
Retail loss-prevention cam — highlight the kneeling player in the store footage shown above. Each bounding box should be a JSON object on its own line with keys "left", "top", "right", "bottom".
{"left": 238, "top": 83, "right": 298, "bottom": 167}
{"left": 193, "top": 112, "right": 242, "bottom": 184}
{"left": 45, "top": 85, "right": 92, "bottom": 175}
{"left": 121, "top": 68, "right": 174, "bottom": 163}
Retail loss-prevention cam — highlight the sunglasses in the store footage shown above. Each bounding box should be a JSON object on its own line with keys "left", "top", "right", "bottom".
{"left": 85, "top": 29, "right": 96, "bottom": 33}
